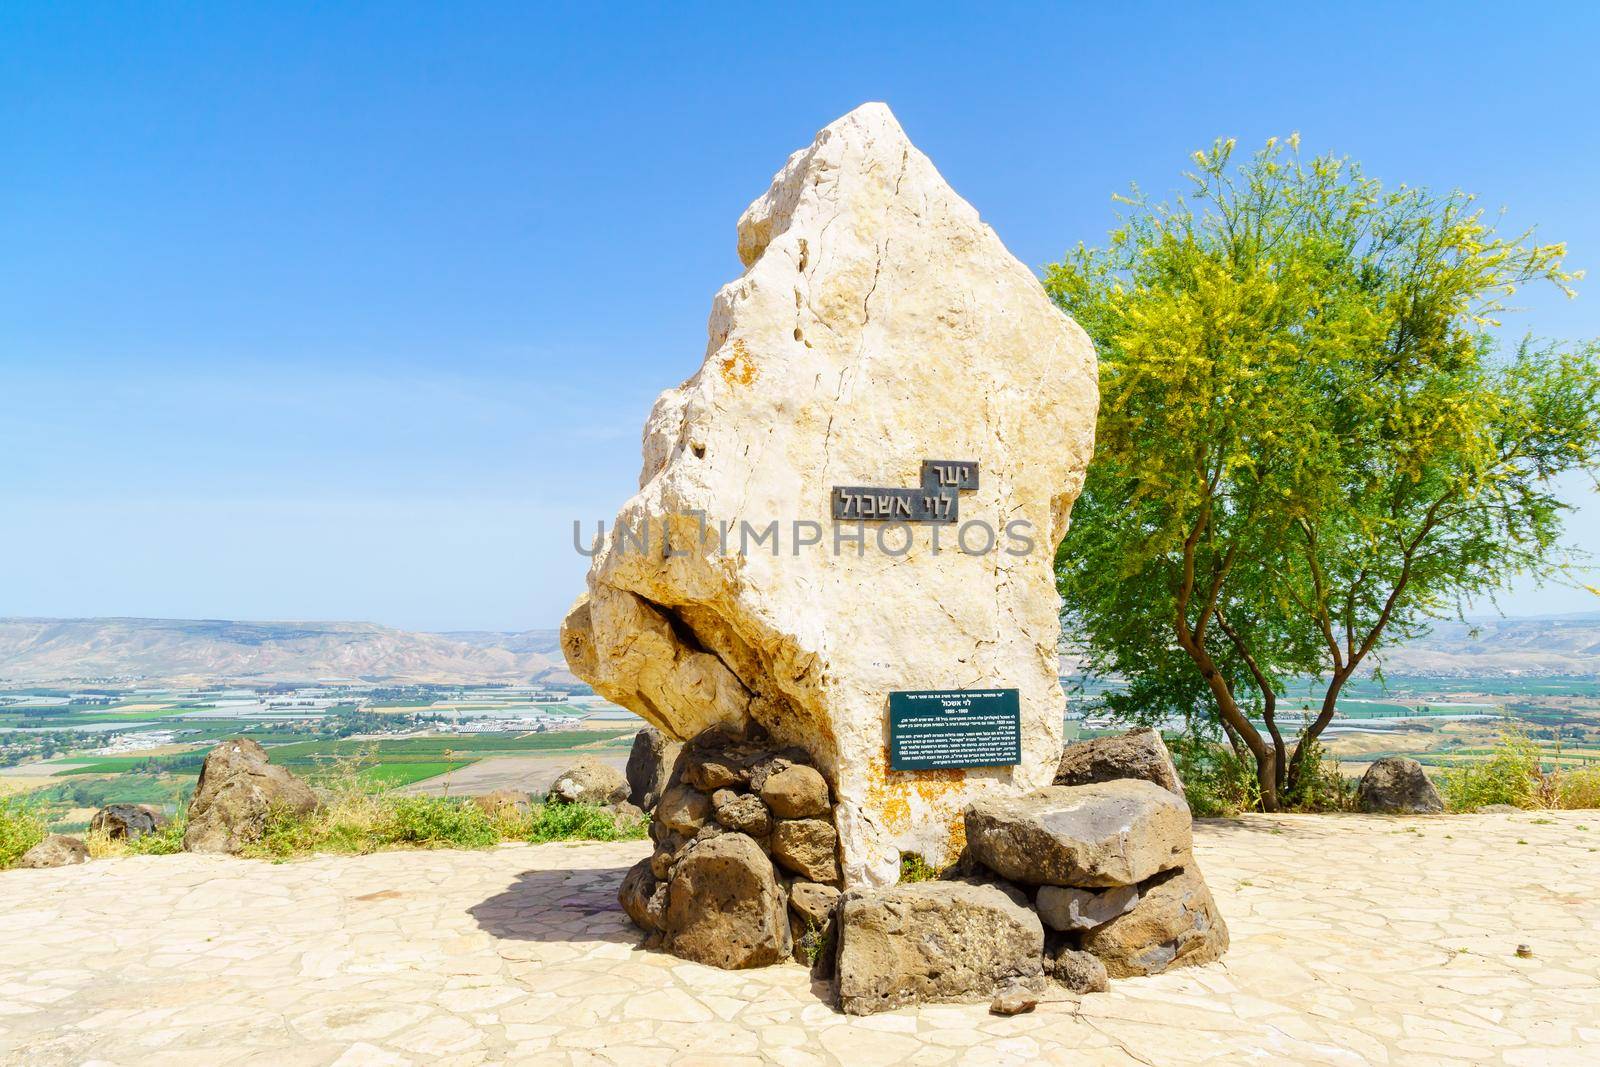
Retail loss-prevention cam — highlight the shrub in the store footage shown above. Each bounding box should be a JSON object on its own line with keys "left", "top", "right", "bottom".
{"left": 1557, "top": 765, "right": 1600, "bottom": 810}
{"left": 0, "top": 797, "right": 48, "bottom": 868}
{"left": 385, "top": 795, "right": 500, "bottom": 848}
{"left": 237, "top": 764, "right": 647, "bottom": 859}
{"left": 1167, "top": 734, "right": 1261, "bottom": 817}
{"left": 526, "top": 802, "right": 647, "bottom": 843}
{"left": 86, "top": 817, "right": 187, "bottom": 859}
{"left": 1282, "top": 737, "right": 1355, "bottom": 813}
{"left": 1442, "top": 726, "right": 1542, "bottom": 811}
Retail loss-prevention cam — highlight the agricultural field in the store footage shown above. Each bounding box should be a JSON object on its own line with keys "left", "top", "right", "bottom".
{"left": 1071, "top": 673, "right": 1600, "bottom": 779}
{"left": 0, "top": 681, "right": 639, "bottom": 830}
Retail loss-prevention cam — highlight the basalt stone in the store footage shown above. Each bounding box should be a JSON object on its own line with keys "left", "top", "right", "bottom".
{"left": 713, "top": 790, "right": 771, "bottom": 837}
{"left": 836, "top": 880, "right": 1045, "bottom": 1015}
{"left": 559, "top": 102, "right": 1099, "bottom": 887}
{"left": 747, "top": 749, "right": 812, "bottom": 794}
{"left": 788, "top": 881, "right": 841, "bottom": 970}
{"left": 626, "top": 727, "right": 684, "bottom": 811}
{"left": 1080, "top": 860, "right": 1229, "bottom": 977}
{"left": 1035, "top": 883, "right": 1141, "bottom": 932}
{"left": 989, "top": 981, "right": 1039, "bottom": 1016}
{"left": 1046, "top": 942, "right": 1109, "bottom": 993}
{"left": 183, "top": 738, "right": 317, "bottom": 854}
{"left": 965, "top": 781, "right": 1189, "bottom": 888}
{"left": 1055, "top": 728, "right": 1186, "bottom": 800}
{"left": 17, "top": 834, "right": 89, "bottom": 869}
{"left": 771, "top": 818, "right": 840, "bottom": 883}
{"left": 649, "top": 835, "right": 683, "bottom": 880}
{"left": 759, "top": 764, "right": 830, "bottom": 819}
{"left": 548, "top": 757, "right": 629, "bottom": 807}
{"left": 620, "top": 858, "right": 667, "bottom": 932}
{"left": 89, "top": 803, "right": 166, "bottom": 841}
{"left": 1356, "top": 757, "right": 1444, "bottom": 815}
{"left": 788, "top": 879, "right": 841, "bottom": 926}
{"left": 681, "top": 729, "right": 771, "bottom": 793}
{"left": 663, "top": 833, "right": 790, "bottom": 969}
{"left": 657, "top": 784, "right": 712, "bottom": 836}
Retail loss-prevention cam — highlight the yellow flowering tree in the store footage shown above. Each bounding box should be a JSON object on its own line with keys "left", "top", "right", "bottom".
{"left": 1046, "top": 137, "right": 1600, "bottom": 811}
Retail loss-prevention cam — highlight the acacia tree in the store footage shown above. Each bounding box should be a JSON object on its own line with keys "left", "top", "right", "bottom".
{"left": 1045, "top": 137, "right": 1600, "bottom": 811}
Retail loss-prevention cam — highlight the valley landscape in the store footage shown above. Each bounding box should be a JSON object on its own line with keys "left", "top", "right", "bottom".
{"left": 2, "top": 614, "right": 1596, "bottom": 834}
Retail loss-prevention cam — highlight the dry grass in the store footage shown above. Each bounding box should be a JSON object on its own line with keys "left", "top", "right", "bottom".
{"left": 238, "top": 752, "right": 645, "bottom": 860}
{"left": 0, "top": 777, "right": 55, "bottom": 798}
{"left": 85, "top": 820, "right": 187, "bottom": 858}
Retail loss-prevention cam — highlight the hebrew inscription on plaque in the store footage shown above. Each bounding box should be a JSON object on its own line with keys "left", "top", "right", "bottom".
{"left": 831, "top": 460, "right": 979, "bottom": 524}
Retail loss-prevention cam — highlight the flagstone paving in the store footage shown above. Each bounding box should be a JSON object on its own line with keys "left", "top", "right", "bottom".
{"left": 3, "top": 811, "right": 1598, "bottom": 1065}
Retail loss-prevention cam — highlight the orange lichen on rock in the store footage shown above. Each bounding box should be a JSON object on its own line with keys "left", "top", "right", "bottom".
{"left": 862, "top": 754, "right": 968, "bottom": 835}
{"left": 718, "top": 339, "right": 757, "bottom": 386}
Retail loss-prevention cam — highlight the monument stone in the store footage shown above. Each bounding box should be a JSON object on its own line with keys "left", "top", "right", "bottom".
{"left": 561, "top": 101, "right": 1098, "bottom": 888}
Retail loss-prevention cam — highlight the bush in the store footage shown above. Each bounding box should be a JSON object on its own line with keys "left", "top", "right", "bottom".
{"left": 1557, "top": 764, "right": 1600, "bottom": 810}
{"left": 526, "top": 802, "right": 646, "bottom": 843}
{"left": 1167, "top": 734, "right": 1260, "bottom": 817}
{"left": 1282, "top": 737, "right": 1355, "bottom": 813}
{"left": 1442, "top": 726, "right": 1543, "bottom": 811}
{"left": 385, "top": 795, "right": 500, "bottom": 848}
{"left": 235, "top": 753, "right": 648, "bottom": 859}
{"left": 86, "top": 817, "right": 188, "bottom": 858}
{"left": 0, "top": 797, "right": 48, "bottom": 868}
{"left": 244, "top": 793, "right": 500, "bottom": 859}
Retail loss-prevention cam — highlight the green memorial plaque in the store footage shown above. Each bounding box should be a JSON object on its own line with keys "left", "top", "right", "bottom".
{"left": 887, "top": 688, "right": 1021, "bottom": 770}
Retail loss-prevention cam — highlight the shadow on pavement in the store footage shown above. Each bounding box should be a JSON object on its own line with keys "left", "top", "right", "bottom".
{"left": 468, "top": 862, "right": 640, "bottom": 944}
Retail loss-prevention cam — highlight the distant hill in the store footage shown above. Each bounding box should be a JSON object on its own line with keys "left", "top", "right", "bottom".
{"left": 439, "top": 629, "right": 563, "bottom": 656}
{"left": 1059, "top": 613, "right": 1600, "bottom": 681}
{"left": 437, "top": 629, "right": 577, "bottom": 684}
{"left": 0, "top": 618, "right": 566, "bottom": 685}
{"left": 4, "top": 611, "right": 1593, "bottom": 687}
{"left": 1371, "top": 612, "right": 1600, "bottom": 678}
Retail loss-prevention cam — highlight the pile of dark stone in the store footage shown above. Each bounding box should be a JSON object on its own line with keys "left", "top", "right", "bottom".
{"left": 835, "top": 729, "right": 1228, "bottom": 1015}
{"left": 618, "top": 725, "right": 843, "bottom": 970}
{"left": 617, "top": 726, "right": 1230, "bottom": 1017}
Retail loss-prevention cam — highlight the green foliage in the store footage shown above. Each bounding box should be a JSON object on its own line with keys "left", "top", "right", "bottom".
{"left": 1280, "top": 737, "right": 1354, "bottom": 812}
{"left": 1442, "top": 726, "right": 1543, "bottom": 811}
{"left": 526, "top": 802, "right": 646, "bottom": 843}
{"left": 0, "top": 798, "right": 48, "bottom": 868}
{"left": 29, "top": 774, "right": 191, "bottom": 823}
{"left": 898, "top": 852, "right": 941, "bottom": 883}
{"left": 125, "top": 817, "right": 187, "bottom": 855}
{"left": 797, "top": 915, "right": 832, "bottom": 967}
{"left": 87, "top": 817, "right": 188, "bottom": 858}
{"left": 1166, "top": 735, "right": 1260, "bottom": 817}
{"left": 237, "top": 758, "right": 646, "bottom": 860}
{"left": 385, "top": 796, "right": 502, "bottom": 848}
{"left": 246, "top": 794, "right": 500, "bottom": 859}
{"left": 1046, "top": 135, "right": 1600, "bottom": 809}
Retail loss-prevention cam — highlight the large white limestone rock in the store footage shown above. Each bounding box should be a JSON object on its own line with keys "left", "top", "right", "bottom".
{"left": 561, "top": 103, "right": 1097, "bottom": 887}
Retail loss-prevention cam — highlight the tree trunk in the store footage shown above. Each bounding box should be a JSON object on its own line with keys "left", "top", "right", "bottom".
{"left": 1220, "top": 717, "right": 1247, "bottom": 760}
{"left": 1286, "top": 669, "right": 1351, "bottom": 794}
{"left": 1174, "top": 644, "right": 1280, "bottom": 812}
{"left": 1252, "top": 747, "right": 1280, "bottom": 812}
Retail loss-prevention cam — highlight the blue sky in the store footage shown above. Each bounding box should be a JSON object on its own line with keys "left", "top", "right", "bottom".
{"left": 3, "top": 2, "right": 1597, "bottom": 631}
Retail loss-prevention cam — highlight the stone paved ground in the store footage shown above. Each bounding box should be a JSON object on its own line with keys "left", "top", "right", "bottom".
{"left": 2, "top": 811, "right": 1598, "bottom": 1066}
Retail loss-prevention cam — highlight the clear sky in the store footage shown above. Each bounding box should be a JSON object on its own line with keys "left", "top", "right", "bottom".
{"left": 3, "top": 2, "right": 1597, "bottom": 631}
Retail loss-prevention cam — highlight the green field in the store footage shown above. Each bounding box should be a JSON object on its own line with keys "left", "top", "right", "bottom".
{"left": 353, "top": 760, "right": 463, "bottom": 787}
{"left": 263, "top": 731, "right": 634, "bottom": 762}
